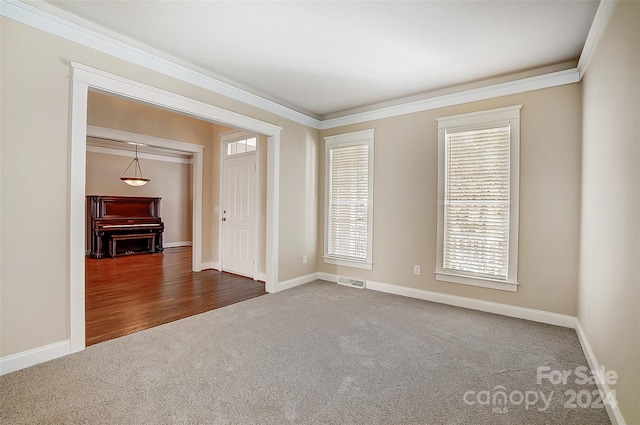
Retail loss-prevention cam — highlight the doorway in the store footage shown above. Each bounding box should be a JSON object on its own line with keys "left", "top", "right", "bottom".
{"left": 70, "top": 62, "right": 281, "bottom": 354}
{"left": 221, "top": 133, "right": 259, "bottom": 278}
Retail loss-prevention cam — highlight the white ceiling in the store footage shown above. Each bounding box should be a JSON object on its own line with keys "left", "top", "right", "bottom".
{"left": 44, "top": 0, "right": 599, "bottom": 118}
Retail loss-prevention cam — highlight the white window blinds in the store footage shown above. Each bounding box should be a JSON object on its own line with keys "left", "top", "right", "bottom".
{"left": 444, "top": 126, "right": 511, "bottom": 279}
{"left": 328, "top": 143, "right": 370, "bottom": 261}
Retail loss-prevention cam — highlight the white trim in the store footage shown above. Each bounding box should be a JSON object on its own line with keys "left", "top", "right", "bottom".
{"left": 436, "top": 105, "right": 522, "bottom": 126}
{"left": 276, "top": 272, "right": 318, "bottom": 292}
{"left": 70, "top": 62, "right": 281, "bottom": 353}
{"left": 322, "top": 257, "right": 373, "bottom": 270}
{"left": 436, "top": 106, "right": 521, "bottom": 289}
{"left": 0, "top": 0, "right": 321, "bottom": 129}
{"left": 320, "top": 69, "right": 578, "bottom": 129}
{"left": 370, "top": 281, "right": 572, "bottom": 327}
{"left": 87, "top": 125, "right": 203, "bottom": 154}
{"left": 86, "top": 145, "right": 192, "bottom": 164}
{"left": 265, "top": 135, "right": 280, "bottom": 293}
{"left": 0, "top": 1, "right": 590, "bottom": 131}
{"left": 575, "top": 320, "right": 627, "bottom": 425}
{"left": 163, "top": 241, "right": 192, "bottom": 248}
{"left": 69, "top": 74, "right": 88, "bottom": 353}
{"left": 318, "top": 273, "right": 575, "bottom": 328}
{"left": 317, "top": 272, "right": 338, "bottom": 282}
{"left": 201, "top": 262, "right": 221, "bottom": 271}
{"left": 577, "top": 0, "right": 618, "bottom": 79}
{"left": 380, "top": 280, "right": 571, "bottom": 327}
{"left": 191, "top": 150, "right": 203, "bottom": 272}
{"left": 254, "top": 139, "right": 261, "bottom": 281}
{"left": 256, "top": 272, "right": 267, "bottom": 282}
{"left": 217, "top": 140, "right": 224, "bottom": 273}
{"left": 72, "top": 63, "right": 283, "bottom": 136}
{"left": 323, "top": 129, "right": 375, "bottom": 268}
{"left": 0, "top": 340, "right": 71, "bottom": 376}
{"left": 435, "top": 272, "right": 518, "bottom": 292}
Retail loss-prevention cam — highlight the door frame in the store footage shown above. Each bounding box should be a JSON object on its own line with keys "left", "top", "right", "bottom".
{"left": 218, "top": 131, "right": 262, "bottom": 279}
{"left": 70, "top": 62, "right": 281, "bottom": 354}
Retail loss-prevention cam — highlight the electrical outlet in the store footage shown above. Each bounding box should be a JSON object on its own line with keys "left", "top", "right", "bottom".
{"left": 414, "top": 265, "right": 421, "bottom": 275}
{"left": 302, "top": 255, "right": 308, "bottom": 264}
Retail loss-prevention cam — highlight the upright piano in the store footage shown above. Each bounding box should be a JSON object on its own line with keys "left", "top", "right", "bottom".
{"left": 87, "top": 195, "right": 164, "bottom": 258}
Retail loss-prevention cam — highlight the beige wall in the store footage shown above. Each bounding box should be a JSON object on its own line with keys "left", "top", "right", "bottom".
{"left": 3, "top": 10, "right": 636, "bottom": 421}
{"left": 319, "top": 83, "right": 583, "bottom": 316}
{"left": 0, "top": 17, "right": 320, "bottom": 357}
{"left": 87, "top": 91, "right": 216, "bottom": 146}
{"left": 85, "top": 150, "right": 192, "bottom": 245}
{"left": 580, "top": 1, "right": 640, "bottom": 423}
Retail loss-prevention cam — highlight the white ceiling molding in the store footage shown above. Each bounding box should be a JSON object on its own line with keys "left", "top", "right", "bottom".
{"left": 577, "top": 0, "right": 618, "bottom": 78}
{"left": 2, "top": 0, "right": 601, "bottom": 131}
{"left": 1, "top": 0, "right": 321, "bottom": 129}
{"left": 320, "top": 68, "right": 579, "bottom": 130}
{"left": 86, "top": 144, "right": 193, "bottom": 164}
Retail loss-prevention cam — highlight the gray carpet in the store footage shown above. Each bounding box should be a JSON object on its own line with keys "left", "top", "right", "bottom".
{"left": 1, "top": 280, "right": 610, "bottom": 424}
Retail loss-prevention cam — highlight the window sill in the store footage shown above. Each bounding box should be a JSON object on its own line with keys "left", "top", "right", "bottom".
{"left": 323, "top": 256, "right": 373, "bottom": 270}
{"left": 435, "top": 271, "right": 518, "bottom": 292}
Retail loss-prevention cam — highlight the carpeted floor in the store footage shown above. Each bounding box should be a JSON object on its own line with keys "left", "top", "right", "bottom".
{"left": 1, "top": 280, "right": 610, "bottom": 424}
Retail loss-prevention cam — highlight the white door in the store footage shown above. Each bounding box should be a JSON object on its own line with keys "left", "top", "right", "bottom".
{"left": 222, "top": 148, "right": 257, "bottom": 278}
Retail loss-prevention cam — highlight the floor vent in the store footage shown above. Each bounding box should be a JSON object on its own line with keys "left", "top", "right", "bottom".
{"left": 337, "top": 276, "right": 366, "bottom": 289}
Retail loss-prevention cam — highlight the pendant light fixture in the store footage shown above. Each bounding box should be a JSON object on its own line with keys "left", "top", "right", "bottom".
{"left": 120, "top": 143, "right": 150, "bottom": 186}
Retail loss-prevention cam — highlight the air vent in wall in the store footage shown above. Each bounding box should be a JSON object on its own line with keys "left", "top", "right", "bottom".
{"left": 337, "top": 276, "right": 366, "bottom": 289}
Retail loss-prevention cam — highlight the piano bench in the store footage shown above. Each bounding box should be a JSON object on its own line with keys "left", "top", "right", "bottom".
{"left": 109, "top": 233, "right": 156, "bottom": 257}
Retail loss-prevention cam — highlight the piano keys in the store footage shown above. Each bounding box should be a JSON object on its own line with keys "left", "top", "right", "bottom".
{"left": 87, "top": 195, "right": 164, "bottom": 258}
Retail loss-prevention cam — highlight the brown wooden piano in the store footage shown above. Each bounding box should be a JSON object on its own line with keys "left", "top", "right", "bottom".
{"left": 87, "top": 195, "right": 164, "bottom": 258}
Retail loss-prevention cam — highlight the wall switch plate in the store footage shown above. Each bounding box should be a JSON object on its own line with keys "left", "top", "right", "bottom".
{"left": 414, "top": 265, "right": 421, "bottom": 275}
{"left": 302, "top": 255, "right": 308, "bottom": 264}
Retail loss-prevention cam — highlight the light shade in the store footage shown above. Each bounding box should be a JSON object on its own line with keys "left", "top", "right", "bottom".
{"left": 120, "top": 144, "right": 150, "bottom": 186}
{"left": 120, "top": 177, "right": 150, "bottom": 186}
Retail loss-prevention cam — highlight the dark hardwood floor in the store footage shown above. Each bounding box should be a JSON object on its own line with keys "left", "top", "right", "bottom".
{"left": 85, "top": 246, "right": 267, "bottom": 346}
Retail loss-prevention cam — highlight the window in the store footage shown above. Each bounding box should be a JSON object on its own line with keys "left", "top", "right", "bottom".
{"left": 324, "top": 129, "right": 374, "bottom": 270}
{"left": 436, "top": 106, "right": 521, "bottom": 292}
{"left": 225, "top": 136, "right": 257, "bottom": 156}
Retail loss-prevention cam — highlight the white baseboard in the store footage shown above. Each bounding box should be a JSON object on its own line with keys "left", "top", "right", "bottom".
{"left": 276, "top": 272, "right": 319, "bottom": 292}
{"left": 255, "top": 272, "right": 267, "bottom": 282}
{"left": 317, "top": 272, "right": 337, "bottom": 282}
{"left": 575, "top": 320, "right": 627, "bottom": 425}
{"left": 201, "top": 262, "right": 220, "bottom": 271}
{"left": 0, "top": 340, "right": 71, "bottom": 376}
{"left": 318, "top": 273, "right": 576, "bottom": 328}
{"left": 164, "top": 241, "right": 192, "bottom": 248}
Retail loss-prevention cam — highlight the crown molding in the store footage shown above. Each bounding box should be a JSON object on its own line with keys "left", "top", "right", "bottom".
{"left": 577, "top": 0, "right": 618, "bottom": 79}
{"left": 2, "top": 0, "right": 598, "bottom": 131}
{"left": 320, "top": 68, "right": 579, "bottom": 130}
{"left": 1, "top": 0, "right": 322, "bottom": 129}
